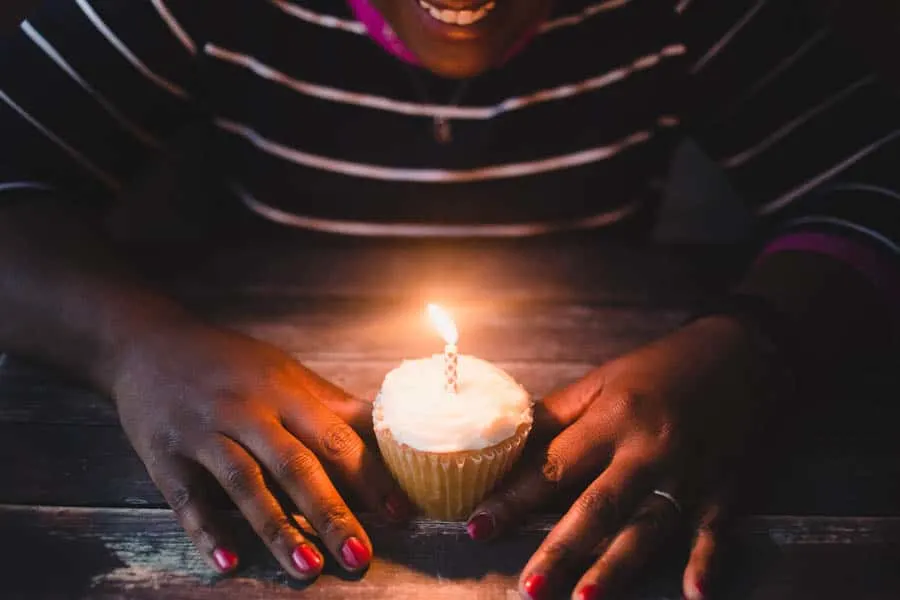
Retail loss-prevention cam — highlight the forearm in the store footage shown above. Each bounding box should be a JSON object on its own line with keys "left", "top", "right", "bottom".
{"left": 0, "top": 192, "right": 194, "bottom": 393}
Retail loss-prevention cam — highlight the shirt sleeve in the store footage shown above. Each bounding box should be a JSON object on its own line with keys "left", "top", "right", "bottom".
{"left": 676, "top": 0, "right": 900, "bottom": 306}
{"left": 0, "top": 0, "right": 210, "bottom": 204}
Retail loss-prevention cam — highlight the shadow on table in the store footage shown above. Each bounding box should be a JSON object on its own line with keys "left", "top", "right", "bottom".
{"left": 1, "top": 519, "right": 126, "bottom": 598}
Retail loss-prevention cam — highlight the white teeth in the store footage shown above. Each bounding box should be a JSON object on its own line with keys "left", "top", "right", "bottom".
{"left": 418, "top": 1, "right": 495, "bottom": 26}
{"left": 456, "top": 10, "right": 475, "bottom": 25}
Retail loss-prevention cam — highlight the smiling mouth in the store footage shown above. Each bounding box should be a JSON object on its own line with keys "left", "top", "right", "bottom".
{"left": 417, "top": 0, "right": 497, "bottom": 26}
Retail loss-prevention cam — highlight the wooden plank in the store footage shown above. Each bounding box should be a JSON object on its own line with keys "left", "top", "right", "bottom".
{"left": 1, "top": 341, "right": 898, "bottom": 514}
{"left": 133, "top": 237, "right": 733, "bottom": 306}
{"left": 0, "top": 359, "right": 595, "bottom": 426}
{"left": 0, "top": 272, "right": 677, "bottom": 362}
{"left": 1, "top": 421, "right": 899, "bottom": 515}
{"left": 2, "top": 505, "right": 900, "bottom": 599}
{"left": 193, "top": 299, "right": 687, "bottom": 363}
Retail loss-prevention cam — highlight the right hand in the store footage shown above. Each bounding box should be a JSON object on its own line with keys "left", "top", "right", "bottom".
{"left": 110, "top": 318, "right": 410, "bottom": 579}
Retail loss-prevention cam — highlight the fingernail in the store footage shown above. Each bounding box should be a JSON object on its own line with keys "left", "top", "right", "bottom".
{"left": 577, "top": 584, "right": 600, "bottom": 600}
{"left": 292, "top": 544, "right": 323, "bottom": 575}
{"left": 522, "top": 573, "right": 548, "bottom": 600}
{"left": 213, "top": 547, "right": 239, "bottom": 572}
{"left": 466, "top": 512, "right": 495, "bottom": 541}
{"left": 385, "top": 492, "right": 411, "bottom": 522}
{"left": 341, "top": 537, "right": 371, "bottom": 570}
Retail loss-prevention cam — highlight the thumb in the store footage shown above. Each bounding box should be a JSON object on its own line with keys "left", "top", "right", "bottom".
{"left": 324, "top": 396, "right": 375, "bottom": 439}
{"left": 532, "top": 367, "right": 605, "bottom": 438}
{"left": 297, "top": 366, "right": 375, "bottom": 438}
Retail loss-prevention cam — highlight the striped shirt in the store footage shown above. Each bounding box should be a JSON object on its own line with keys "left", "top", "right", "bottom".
{"left": 0, "top": 1, "right": 898, "bottom": 298}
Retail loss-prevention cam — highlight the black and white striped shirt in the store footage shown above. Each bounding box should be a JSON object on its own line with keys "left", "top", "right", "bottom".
{"left": 1, "top": 0, "right": 898, "bottom": 277}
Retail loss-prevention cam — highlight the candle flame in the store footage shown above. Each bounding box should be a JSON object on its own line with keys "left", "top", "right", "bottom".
{"left": 426, "top": 303, "right": 458, "bottom": 346}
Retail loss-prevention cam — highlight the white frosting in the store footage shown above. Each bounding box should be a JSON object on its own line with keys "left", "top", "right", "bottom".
{"left": 374, "top": 354, "right": 532, "bottom": 452}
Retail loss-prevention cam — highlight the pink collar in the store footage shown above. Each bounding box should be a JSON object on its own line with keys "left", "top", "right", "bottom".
{"left": 346, "top": 0, "right": 538, "bottom": 67}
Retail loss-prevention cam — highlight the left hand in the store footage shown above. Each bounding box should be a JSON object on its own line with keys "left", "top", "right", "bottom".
{"left": 467, "top": 315, "right": 785, "bottom": 600}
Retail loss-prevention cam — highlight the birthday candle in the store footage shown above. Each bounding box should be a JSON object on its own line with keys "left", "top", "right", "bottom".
{"left": 426, "top": 304, "right": 459, "bottom": 394}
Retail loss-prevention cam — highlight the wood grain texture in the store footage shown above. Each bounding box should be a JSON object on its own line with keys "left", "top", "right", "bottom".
{"left": 1, "top": 421, "right": 899, "bottom": 515}
{"left": 0, "top": 234, "right": 896, "bottom": 597}
{"left": 0, "top": 359, "right": 597, "bottom": 426}
{"left": 132, "top": 237, "right": 736, "bottom": 306}
{"left": 195, "top": 299, "right": 687, "bottom": 363}
{"left": 2, "top": 505, "right": 900, "bottom": 600}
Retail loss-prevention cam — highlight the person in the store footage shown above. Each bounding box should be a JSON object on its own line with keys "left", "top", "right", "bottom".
{"left": 1, "top": 1, "right": 898, "bottom": 598}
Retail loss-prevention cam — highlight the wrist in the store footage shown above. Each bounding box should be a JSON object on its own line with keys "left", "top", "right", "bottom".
{"left": 91, "top": 301, "right": 203, "bottom": 399}
{"left": 683, "top": 309, "right": 795, "bottom": 403}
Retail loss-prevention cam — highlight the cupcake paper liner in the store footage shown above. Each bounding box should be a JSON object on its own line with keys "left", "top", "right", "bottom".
{"left": 375, "top": 422, "right": 531, "bottom": 520}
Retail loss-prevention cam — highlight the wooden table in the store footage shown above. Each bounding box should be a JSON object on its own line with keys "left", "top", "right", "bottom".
{"left": 1, "top": 233, "right": 898, "bottom": 599}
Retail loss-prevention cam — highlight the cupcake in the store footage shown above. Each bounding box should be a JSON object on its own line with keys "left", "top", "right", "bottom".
{"left": 373, "top": 354, "right": 533, "bottom": 520}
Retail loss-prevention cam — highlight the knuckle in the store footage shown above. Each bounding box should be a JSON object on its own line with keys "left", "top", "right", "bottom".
{"left": 179, "top": 515, "right": 217, "bottom": 548}
{"left": 148, "top": 428, "right": 182, "bottom": 456}
{"left": 320, "top": 422, "right": 359, "bottom": 460}
{"left": 187, "top": 523, "right": 213, "bottom": 544}
{"left": 272, "top": 449, "right": 320, "bottom": 481}
{"left": 316, "top": 505, "right": 353, "bottom": 538}
{"left": 698, "top": 502, "right": 724, "bottom": 532}
{"left": 653, "top": 423, "right": 676, "bottom": 454}
{"left": 209, "top": 391, "right": 254, "bottom": 428}
{"left": 575, "top": 490, "right": 621, "bottom": 527}
{"left": 696, "top": 521, "right": 717, "bottom": 539}
{"left": 593, "top": 552, "right": 616, "bottom": 575}
{"left": 167, "top": 485, "right": 194, "bottom": 514}
{"left": 630, "top": 503, "right": 670, "bottom": 536}
{"left": 540, "top": 450, "right": 568, "bottom": 484}
{"left": 259, "top": 353, "right": 299, "bottom": 388}
{"left": 222, "top": 461, "right": 262, "bottom": 495}
{"left": 261, "top": 514, "right": 295, "bottom": 546}
{"left": 541, "top": 540, "right": 577, "bottom": 563}
{"left": 608, "top": 390, "right": 642, "bottom": 416}
{"left": 499, "top": 484, "right": 529, "bottom": 514}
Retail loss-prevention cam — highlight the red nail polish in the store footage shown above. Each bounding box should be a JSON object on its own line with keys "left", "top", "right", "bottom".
{"left": 692, "top": 578, "right": 706, "bottom": 600}
{"left": 466, "top": 512, "right": 495, "bottom": 541}
{"left": 522, "top": 573, "right": 547, "bottom": 600}
{"left": 292, "top": 544, "right": 323, "bottom": 575}
{"left": 385, "top": 492, "right": 410, "bottom": 521}
{"left": 213, "top": 547, "right": 239, "bottom": 572}
{"left": 578, "top": 584, "right": 600, "bottom": 600}
{"left": 341, "top": 537, "right": 371, "bottom": 569}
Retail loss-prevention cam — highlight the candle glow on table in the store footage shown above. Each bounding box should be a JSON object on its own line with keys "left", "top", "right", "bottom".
{"left": 426, "top": 303, "right": 459, "bottom": 394}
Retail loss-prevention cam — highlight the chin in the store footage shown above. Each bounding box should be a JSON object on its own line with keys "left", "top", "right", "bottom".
{"left": 417, "top": 52, "right": 495, "bottom": 79}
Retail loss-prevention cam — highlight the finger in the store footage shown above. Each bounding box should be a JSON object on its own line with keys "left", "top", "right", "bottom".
{"left": 468, "top": 407, "right": 615, "bottom": 540}
{"left": 683, "top": 493, "right": 730, "bottom": 600}
{"left": 534, "top": 368, "right": 606, "bottom": 437}
{"left": 518, "top": 452, "right": 657, "bottom": 600}
{"left": 298, "top": 368, "right": 375, "bottom": 437}
{"left": 281, "top": 401, "right": 411, "bottom": 523}
{"left": 571, "top": 492, "right": 682, "bottom": 600}
{"left": 194, "top": 438, "right": 325, "bottom": 579}
{"left": 323, "top": 396, "right": 375, "bottom": 439}
{"left": 298, "top": 365, "right": 357, "bottom": 405}
{"left": 148, "top": 456, "right": 239, "bottom": 574}
{"left": 240, "top": 422, "right": 374, "bottom": 572}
